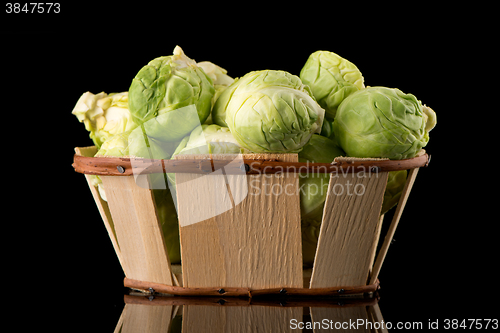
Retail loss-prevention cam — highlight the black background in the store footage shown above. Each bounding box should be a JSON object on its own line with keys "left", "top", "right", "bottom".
{"left": 3, "top": 3, "right": 497, "bottom": 331}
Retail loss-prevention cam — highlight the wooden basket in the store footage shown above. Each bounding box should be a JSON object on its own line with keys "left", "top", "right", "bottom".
{"left": 73, "top": 146, "right": 430, "bottom": 297}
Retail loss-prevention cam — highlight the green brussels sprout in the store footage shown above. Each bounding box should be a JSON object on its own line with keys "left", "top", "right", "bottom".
{"left": 153, "top": 189, "right": 181, "bottom": 264}
{"left": 381, "top": 170, "right": 408, "bottom": 215}
{"left": 298, "top": 134, "right": 345, "bottom": 164}
{"left": 301, "top": 218, "right": 321, "bottom": 267}
{"left": 197, "top": 61, "right": 235, "bottom": 124}
{"left": 176, "top": 124, "right": 250, "bottom": 155}
{"left": 319, "top": 118, "right": 332, "bottom": 138}
{"left": 94, "top": 129, "right": 133, "bottom": 157}
{"left": 212, "top": 70, "right": 325, "bottom": 153}
{"left": 298, "top": 134, "right": 345, "bottom": 266}
{"left": 197, "top": 61, "right": 235, "bottom": 86}
{"left": 128, "top": 46, "right": 215, "bottom": 142}
{"left": 95, "top": 124, "right": 182, "bottom": 161}
{"left": 72, "top": 91, "right": 138, "bottom": 148}
{"left": 422, "top": 104, "right": 437, "bottom": 132}
{"left": 166, "top": 124, "right": 250, "bottom": 193}
{"left": 300, "top": 50, "right": 365, "bottom": 120}
{"left": 332, "top": 87, "right": 436, "bottom": 160}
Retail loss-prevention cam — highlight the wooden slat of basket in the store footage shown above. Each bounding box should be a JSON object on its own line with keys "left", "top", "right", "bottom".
{"left": 368, "top": 214, "right": 385, "bottom": 276}
{"left": 310, "top": 164, "right": 389, "bottom": 289}
{"left": 369, "top": 167, "right": 419, "bottom": 285}
{"left": 100, "top": 176, "right": 173, "bottom": 286}
{"left": 74, "top": 147, "right": 125, "bottom": 271}
{"left": 175, "top": 154, "right": 303, "bottom": 290}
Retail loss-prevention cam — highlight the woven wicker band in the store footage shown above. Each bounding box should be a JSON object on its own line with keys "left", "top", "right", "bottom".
{"left": 73, "top": 151, "right": 429, "bottom": 176}
{"left": 123, "top": 277, "right": 380, "bottom": 298}
{"left": 123, "top": 294, "right": 380, "bottom": 307}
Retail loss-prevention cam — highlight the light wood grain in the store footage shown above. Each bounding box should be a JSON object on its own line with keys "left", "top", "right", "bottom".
{"left": 182, "top": 302, "right": 302, "bottom": 333}
{"left": 310, "top": 306, "right": 372, "bottom": 333}
{"left": 368, "top": 214, "right": 385, "bottom": 276}
{"left": 101, "top": 175, "right": 173, "bottom": 285}
{"left": 74, "top": 147, "right": 124, "bottom": 272}
{"left": 369, "top": 167, "right": 419, "bottom": 285}
{"left": 367, "top": 303, "right": 389, "bottom": 333}
{"left": 310, "top": 161, "right": 389, "bottom": 289}
{"left": 175, "top": 154, "right": 303, "bottom": 289}
{"left": 119, "top": 303, "right": 173, "bottom": 333}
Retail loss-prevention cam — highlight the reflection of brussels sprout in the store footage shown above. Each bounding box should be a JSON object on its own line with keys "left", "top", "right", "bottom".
{"left": 333, "top": 87, "right": 435, "bottom": 160}
{"left": 300, "top": 50, "right": 364, "bottom": 120}
{"left": 213, "top": 70, "right": 325, "bottom": 153}
{"left": 298, "top": 134, "right": 344, "bottom": 267}
{"left": 128, "top": 46, "right": 215, "bottom": 142}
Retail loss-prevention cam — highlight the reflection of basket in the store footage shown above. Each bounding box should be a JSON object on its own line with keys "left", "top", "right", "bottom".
{"left": 120, "top": 294, "right": 385, "bottom": 333}
{"left": 73, "top": 146, "right": 429, "bottom": 297}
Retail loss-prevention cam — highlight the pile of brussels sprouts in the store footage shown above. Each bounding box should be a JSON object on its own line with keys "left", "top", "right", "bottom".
{"left": 73, "top": 46, "right": 436, "bottom": 267}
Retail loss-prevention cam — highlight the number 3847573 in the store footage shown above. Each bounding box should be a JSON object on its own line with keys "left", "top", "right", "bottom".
{"left": 6, "top": 3, "right": 60, "bottom": 13}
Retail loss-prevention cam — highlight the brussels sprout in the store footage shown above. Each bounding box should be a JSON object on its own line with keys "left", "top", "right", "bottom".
{"left": 196, "top": 61, "right": 235, "bottom": 123}
{"left": 298, "top": 134, "right": 345, "bottom": 266}
{"left": 128, "top": 46, "right": 215, "bottom": 142}
{"left": 298, "top": 134, "right": 345, "bottom": 220}
{"left": 300, "top": 50, "right": 365, "bottom": 120}
{"left": 298, "top": 134, "right": 344, "bottom": 164}
{"left": 95, "top": 129, "right": 133, "bottom": 157}
{"left": 381, "top": 170, "right": 407, "bottom": 215}
{"left": 95, "top": 125, "right": 182, "bottom": 161}
{"left": 166, "top": 124, "right": 250, "bottom": 190}
{"left": 197, "top": 61, "right": 234, "bottom": 86}
{"left": 176, "top": 124, "right": 250, "bottom": 156}
{"left": 213, "top": 70, "right": 325, "bottom": 153}
{"left": 422, "top": 104, "right": 437, "bottom": 132}
{"left": 72, "top": 91, "right": 137, "bottom": 148}
{"left": 153, "top": 189, "right": 181, "bottom": 264}
{"left": 332, "top": 87, "right": 436, "bottom": 160}
{"left": 301, "top": 218, "right": 321, "bottom": 267}
{"left": 319, "top": 118, "right": 333, "bottom": 138}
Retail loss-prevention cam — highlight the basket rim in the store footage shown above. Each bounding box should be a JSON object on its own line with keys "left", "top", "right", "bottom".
{"left": 123, "top": 277, "right": 380, "bottom": 298}
{"left": 123, "top": 293, "right": 379, "bottom": 307}
{"left": 73, "top": 146, "right": 430, "bottom": 176}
